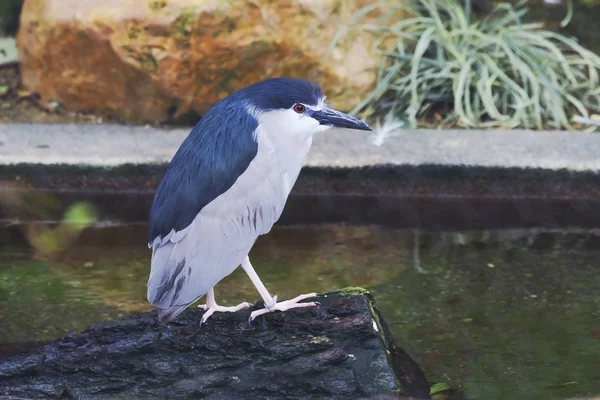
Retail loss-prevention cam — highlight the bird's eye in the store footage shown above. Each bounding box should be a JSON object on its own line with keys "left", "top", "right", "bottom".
{"left": 293, "top": 104, "right": 306, "bottom": 114}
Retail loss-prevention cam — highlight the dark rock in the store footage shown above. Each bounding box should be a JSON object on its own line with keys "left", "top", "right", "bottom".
{"left": 0, "top": 0, "right": 23, "bottom": 35}
{"left": 0, "top": 289, "right": 431, "bottom": 399}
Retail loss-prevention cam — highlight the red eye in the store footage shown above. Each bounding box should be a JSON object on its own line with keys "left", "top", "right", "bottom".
{"left": 293, "top": 104, "right": 306, "bottom": 113}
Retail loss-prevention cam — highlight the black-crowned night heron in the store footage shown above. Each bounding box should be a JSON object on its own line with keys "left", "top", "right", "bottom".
{"left": 146, "top": 78, "right": 372, "bottom": 324}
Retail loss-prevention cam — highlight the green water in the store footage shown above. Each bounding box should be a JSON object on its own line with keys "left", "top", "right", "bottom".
{"left": 1, "top": 223, "right": 599, "bottom": 400}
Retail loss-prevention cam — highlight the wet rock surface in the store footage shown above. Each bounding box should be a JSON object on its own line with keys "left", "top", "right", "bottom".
{"left": 0, "top": 290, "right": 430, "bottom": 399}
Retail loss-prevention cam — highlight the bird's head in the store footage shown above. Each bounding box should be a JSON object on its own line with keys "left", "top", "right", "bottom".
{"left": 235, "top": 78, "right": 372, "bottom": 137}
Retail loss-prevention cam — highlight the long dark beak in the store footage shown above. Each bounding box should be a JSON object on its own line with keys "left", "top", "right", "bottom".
{"left": 312, "top": 107, "right": 372, "bottom": 131}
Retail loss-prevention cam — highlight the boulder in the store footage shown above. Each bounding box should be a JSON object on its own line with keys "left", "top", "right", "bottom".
{"left": 16, "top": 0, "right": 385, "bottom": 123}
{"left": 0, "top": 289, "right": 431, "bottom": 399}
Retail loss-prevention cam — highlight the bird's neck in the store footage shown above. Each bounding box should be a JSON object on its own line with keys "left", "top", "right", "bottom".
{"left": 256, "top": 126, "right": 313, "bottom": 171}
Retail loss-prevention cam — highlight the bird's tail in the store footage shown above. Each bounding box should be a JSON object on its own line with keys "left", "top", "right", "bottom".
{"left": 157, "top": 304, "right": 190, "bottom": 323}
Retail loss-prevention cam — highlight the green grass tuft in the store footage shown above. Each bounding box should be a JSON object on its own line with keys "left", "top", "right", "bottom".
{"left": 337, "top": 286, "right": 371, "bottom": 296}
{"left": 335, "top": 0, "right": 600, "bottom": 130}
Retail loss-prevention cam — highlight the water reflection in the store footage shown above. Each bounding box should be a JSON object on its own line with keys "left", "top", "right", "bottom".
{"left": 0, "top": 223, "right": 599, "bottom": 399}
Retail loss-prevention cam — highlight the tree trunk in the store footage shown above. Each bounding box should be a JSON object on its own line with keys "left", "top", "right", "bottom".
{"left": 0, "top": 288, "right": 431, "bottom": 400}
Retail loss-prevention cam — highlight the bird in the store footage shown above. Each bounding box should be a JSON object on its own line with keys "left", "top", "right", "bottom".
{"left": 146, "top": 77, "right": 372, "bottom": 324}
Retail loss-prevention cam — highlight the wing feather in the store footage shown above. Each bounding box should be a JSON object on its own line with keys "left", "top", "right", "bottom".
{"left": 147, "top": 137, "right": 286, "bottom": 321}
{"left": 147, "top": 112, "right": 313, "bottom": 322}
{"left": 147, "top": 97, "right": 259, "bottom": 245}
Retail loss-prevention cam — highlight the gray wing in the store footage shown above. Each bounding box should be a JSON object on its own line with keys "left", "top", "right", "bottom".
{"left": 147, "top": 143, "right": 290, "bottom": 322}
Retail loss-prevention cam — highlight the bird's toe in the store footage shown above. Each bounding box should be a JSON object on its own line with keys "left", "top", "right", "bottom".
{"left": 230, "top": 301, "right": 253, "bottom": 311}
{"left": 199, "top": 301, "right": 254, "bottom": 326}
{"left": 248, "top": 297, "right": 319, "bottom": 322}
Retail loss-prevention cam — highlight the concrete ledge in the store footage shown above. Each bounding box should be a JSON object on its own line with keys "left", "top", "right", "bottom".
{"left": 0, "top": 123, "right": 599, "bottom": 171}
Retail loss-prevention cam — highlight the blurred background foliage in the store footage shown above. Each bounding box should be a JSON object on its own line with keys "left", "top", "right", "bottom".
{"left": 0, "top": 182, "right": 98, "bottom": 257}
{"left": 1, "top": 0, "right": 600, "bottom": 130}
{"left": 336, "top": 0, "right": 600, "bottom": 130}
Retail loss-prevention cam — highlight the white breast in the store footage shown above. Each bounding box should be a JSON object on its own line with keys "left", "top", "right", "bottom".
{"left": 200, "top": 123, "right": 312, "bottom": 237}
{"left": 147, "top": 123, "right": 315, "bottom": 308}
{"left": 259, "top": 125, "right": 312, "bottom": 199}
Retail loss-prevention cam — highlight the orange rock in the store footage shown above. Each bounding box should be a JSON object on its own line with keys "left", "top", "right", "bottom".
{"left": 17, "top": 0, "right": 388, "bottom": 122}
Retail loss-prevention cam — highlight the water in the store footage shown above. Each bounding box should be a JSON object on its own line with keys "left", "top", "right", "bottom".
{"left": 0, "top": 221, "right": 598, "bottom": 399}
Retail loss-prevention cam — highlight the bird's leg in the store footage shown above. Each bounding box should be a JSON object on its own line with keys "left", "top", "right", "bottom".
{"left": 197, "top": 287, "right": 252, "bottom": 325}
{"left": 241, "top": 256, "right": 318, "bottom": 321}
